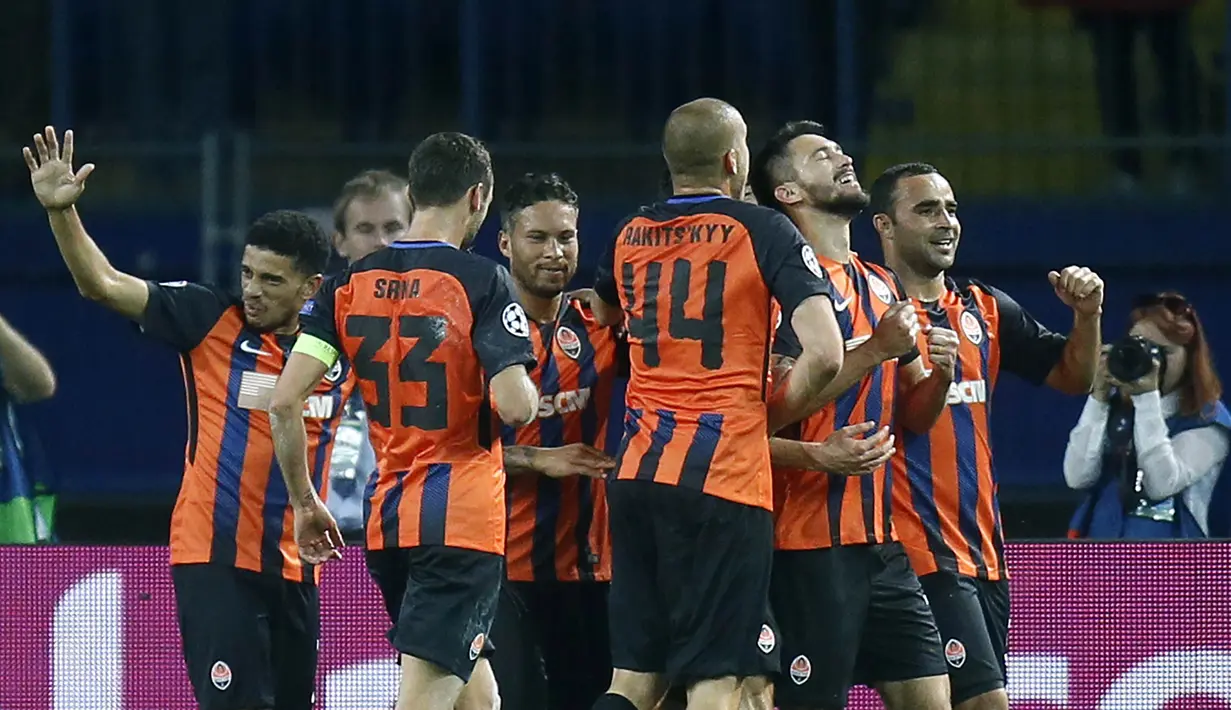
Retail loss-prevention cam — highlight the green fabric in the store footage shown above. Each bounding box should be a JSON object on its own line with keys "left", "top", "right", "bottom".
{"left": 0, "top": 496, "right": 37, "bottom": 543}
{"left": 0, "top": 490, "right": 56, "bottom": 544}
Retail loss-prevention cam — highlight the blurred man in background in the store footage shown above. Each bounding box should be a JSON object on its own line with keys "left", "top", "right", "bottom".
{"left": 24, "top": 125, "right": 348, "bottom": 710}
{"left": 325, "top": 169, "right": 411, "bottom": 537}
{"left": 0, "top": 313, "right": 57, "bottom": 543}
{"left": 871, "top": 161, "right": 1101, "bottom": 710}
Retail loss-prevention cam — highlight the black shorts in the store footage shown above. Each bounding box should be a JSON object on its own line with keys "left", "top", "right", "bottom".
{"left": 489, "top": 581, "right": 611, "bottom": 710}
{"left": 607, "top": 479, "right": 779, "bottom": 683}
{"left": 769, "top": 542, "right": 946, "bottom": 709}
{"left": 171, "top": 563, "right": 319, "bottom": 710}
{"left": 918, "top": 571, "right": 1011, "bottom": 705}
{"left": 363, "top": 545, "right": 504, "bottom": 682}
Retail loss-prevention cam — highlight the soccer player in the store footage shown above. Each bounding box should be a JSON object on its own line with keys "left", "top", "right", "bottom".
{"left": 870, "top": 162, "right": 1102, "bottom": 710}
{"left": 329, "top": 170, "right": 503, "bottom": 710}
{"left": 487, "top": 172, "right": 623, "bottom": 710}
{"left": 587, "top": 98, "right": 845, "bottom": 710}
{"left": 268, "top": 132, "right": 540, "bottom": 710}
{"left": 24, "top": 126, "right": 348, "bottom": 710}
{"left": 749, "top": 121, "right": 960, "bottom": 710}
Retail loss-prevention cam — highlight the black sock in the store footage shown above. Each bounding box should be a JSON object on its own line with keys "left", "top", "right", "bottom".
{"left": 592, "top": 692, "right": 639, "bottom": 710}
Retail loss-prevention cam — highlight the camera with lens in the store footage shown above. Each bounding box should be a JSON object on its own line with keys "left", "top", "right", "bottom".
{"left": 1106, "top": 334, "right": 1167, "bottom": 384}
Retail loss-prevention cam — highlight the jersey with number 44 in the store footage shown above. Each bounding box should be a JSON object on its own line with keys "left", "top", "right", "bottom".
{"left": 297, "top": 241, "right": 537, "bottom": 555}
{"left": 594, "top": 194, "right": 837, "bottom": 511}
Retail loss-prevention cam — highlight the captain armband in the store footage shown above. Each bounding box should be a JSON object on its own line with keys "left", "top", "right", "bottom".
{"left": 292, "top": 334, "right": 340, "bottom": 368}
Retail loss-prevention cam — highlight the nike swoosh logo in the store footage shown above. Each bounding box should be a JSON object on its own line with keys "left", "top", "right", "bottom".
{"left": 240, "top": 340, "right": 271, "bottom": 357}
{"left": 833, "top": 296, "right": 855, "bottom": 312}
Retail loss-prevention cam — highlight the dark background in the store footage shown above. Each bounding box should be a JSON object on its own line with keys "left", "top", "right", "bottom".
{"left": 0, "top": 0, "right": 1227, "bottom": 543}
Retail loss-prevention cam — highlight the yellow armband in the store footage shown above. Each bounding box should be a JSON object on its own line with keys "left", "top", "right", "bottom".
{"left": 293, "top": 334, "right": 340, "bottom": 368}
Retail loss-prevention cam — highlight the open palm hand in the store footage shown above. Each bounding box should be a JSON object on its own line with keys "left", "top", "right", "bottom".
{"left": 23, "top": 126, "right": 95, "bottom": 210}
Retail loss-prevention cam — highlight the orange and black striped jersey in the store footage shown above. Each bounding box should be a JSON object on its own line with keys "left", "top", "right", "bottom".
{"left": 771, "top": 255, "right": 918, "bottom": 550}
{"left": 300, "top": 241, "right": 538, "bottom": 556}
{"left": 594, "top": 194, "right": 836, "bottom": 511}
{"left": 503, "top": 299, "right": 626, "bottom": 583}
{"left": 137, "top": 280, "right": 353, "bottom": 583}
{"left": 892, "top": 279, "right": 1066, "bottom": 580}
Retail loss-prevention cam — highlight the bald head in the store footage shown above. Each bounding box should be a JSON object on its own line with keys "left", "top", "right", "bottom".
{"left": 662, "top": 98, "right": 749, "bottom": 193}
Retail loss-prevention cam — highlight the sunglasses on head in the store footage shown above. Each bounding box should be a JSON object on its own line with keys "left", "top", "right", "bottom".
{"left": 1134, "top": 293, "right": 1193, "bottom": 316}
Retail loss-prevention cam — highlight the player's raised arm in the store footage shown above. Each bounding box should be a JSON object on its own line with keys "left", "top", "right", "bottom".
{"left": 1042, "top": 267, "right": 1104, "bottom": 394}
{"left": 23, "top": 126, "right": 151, "bottom": 320}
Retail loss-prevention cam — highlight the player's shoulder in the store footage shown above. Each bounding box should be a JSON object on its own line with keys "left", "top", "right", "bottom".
{"left": 951, "top": 277, "right": 1006, "bottom": 311}
{"left": 152, "top": 278, "right": 235, "bottom": 300}
{"left": 853, "top": 256, "right": 904, "bottom": 297}
{"left": 151, "top": 279, "right": 242, "bottom": 321}
{"left": 563, "top": 297, "right": 619, "bottom": 337}
{"left": 357, "top": 242, "right": 503, "bottom": 286}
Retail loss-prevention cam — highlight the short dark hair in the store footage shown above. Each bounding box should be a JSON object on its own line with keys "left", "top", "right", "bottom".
{"left": 407, "top": 132, "right": 493, "bottom": 209}
{"left": 332, "top": 169, "right": 409, "bottom": 233}
{"left": 244, "top": 209, "right": 332, "bottom": 276}
{"left": 869, "top": 162, "right": 940, "bottom": 218}
{"left": 500, "top": 172, "right": 579, "bottom": 232}
{"left": 749, "top": 120, "right": 828, "bottom": 210}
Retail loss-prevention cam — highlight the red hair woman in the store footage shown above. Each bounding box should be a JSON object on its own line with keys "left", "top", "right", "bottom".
{"left": 1064, "top": 292, "right": 1230, "bottom": 538}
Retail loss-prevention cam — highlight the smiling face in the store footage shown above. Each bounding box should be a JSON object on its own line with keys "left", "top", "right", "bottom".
{"left": 879, "top": 172, "right": 961, "bottom": 277}
{"left": 777, "top": 133, "right": 870, "bottom": 217}
{"left": 500, "top": 199, "right": 580, "bottom": 300}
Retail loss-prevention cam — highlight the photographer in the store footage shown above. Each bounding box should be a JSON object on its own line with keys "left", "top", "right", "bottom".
{"left": 1064, "top": 292, "right": 1229, "bottom": 538}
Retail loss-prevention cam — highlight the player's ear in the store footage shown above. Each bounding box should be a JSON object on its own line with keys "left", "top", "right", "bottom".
{"left": 330, "top": 231, "right": 345, "bottom": 253}
{"left": 497, "top": 230, "right": 512, "bottom": 259}
{"left": 469, "top": 182, "right": 491, "bottom": 215}
{"left": 722, "top": 149, "right": 739, "bottom": 178}
{"left": 774, "top": 182, "right": 802, "bottom": 208}
{"left": 872, "top": 213, "right": 893, "bottom": 238}
{"left": 301, "top": 274, "right": 324, "bottom": 300}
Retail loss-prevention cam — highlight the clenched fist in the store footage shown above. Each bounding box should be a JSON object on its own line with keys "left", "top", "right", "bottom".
{"left": 1048, "top": 266, "right": 1104, "bottom": 317}
{"left": 925, "top": 327, "right": 961, "bottom": 381}
{"left": 868, "top": 301, "right": 921, "bottom": 362}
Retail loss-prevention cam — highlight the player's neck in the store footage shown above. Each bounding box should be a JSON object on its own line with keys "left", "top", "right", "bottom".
{"left": 400, "top": 208, "right": 469, "bottom": 249}
{"left": 894, "top": 265, "right": 948, "bottom": 302}
{"left": 793, "top": 209, "right": 852, "bottom": 263}
{"left": 273, "top": 315, "right": 300, "bottom": 336}
{"left": 516, "top": 284, "right": 562, "bottom": 324}
{"left": 670, "top": 178, "right": 730, "bottom": 198}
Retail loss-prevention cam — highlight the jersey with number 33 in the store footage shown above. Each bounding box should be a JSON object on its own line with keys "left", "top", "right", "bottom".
{"left": 297, "top": 240, "right": 537, "bottom": 555}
